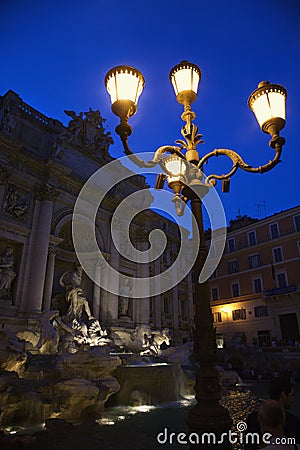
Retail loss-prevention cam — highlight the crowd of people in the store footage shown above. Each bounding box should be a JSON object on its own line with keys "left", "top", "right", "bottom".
{"left": 245, "top": 375, "right": 300, "bottom": 449}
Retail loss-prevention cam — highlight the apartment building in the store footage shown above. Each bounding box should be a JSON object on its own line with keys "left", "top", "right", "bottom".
{"left": 208, "top": 206, "right": 300, "bottom": 347}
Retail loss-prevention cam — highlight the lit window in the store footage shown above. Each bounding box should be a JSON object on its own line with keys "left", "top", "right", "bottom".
{"left": 273, "top": 247, "right": 283, "bottom": 263}
{"left": 216, "top": 334, "right": 224, "bottom": 348}
{"left": 232, "top": 308, "right": 246, "bottom": 320}
{"left": 248, "top": 230, "right": 257, "bottom": 246}
{"left": 213, "top": 312, "right": 222, "bottom": 323}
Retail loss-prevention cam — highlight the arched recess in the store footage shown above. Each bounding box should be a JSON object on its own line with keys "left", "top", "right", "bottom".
{"left": 51, "top": 208, "right": 107, "bottom": 254}
{"left": 50, "top": 209, "right": 108, "bottom": 308}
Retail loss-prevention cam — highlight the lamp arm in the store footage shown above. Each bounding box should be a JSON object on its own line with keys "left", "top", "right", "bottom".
{"left": 198, "top": 143, "right": 282, "bottom": 184}
{"left": 152, "top": 145, "right": 186, "bottom": 162}
{"left": 120, "top": 134, "right": 184, "bottom": 168}
{"left": 120, "top": 136, "right": 157, "bottom": 168}
{"left": 172, "top": 195, "right": 187, "bottom": 216}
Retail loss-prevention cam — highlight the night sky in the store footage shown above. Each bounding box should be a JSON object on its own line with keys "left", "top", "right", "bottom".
{"left": 1, "top": 0, "right": 299, "bottom": 227}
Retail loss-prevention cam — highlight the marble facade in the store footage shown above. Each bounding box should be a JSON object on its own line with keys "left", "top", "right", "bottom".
{"left": 0, "top": 90, "right": 193, "bottom": 341}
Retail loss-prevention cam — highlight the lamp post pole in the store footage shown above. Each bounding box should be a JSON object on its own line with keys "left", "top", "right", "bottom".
{"left": 104, "top": 61, "right": 287, "bottom": 448}
{"left": 188, "top": 194, "right": 232, "bottom": 447}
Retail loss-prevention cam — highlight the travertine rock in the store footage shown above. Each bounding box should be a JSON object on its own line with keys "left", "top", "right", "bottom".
{"left": 56, "top": 347, "right": 121, "bottom": 380}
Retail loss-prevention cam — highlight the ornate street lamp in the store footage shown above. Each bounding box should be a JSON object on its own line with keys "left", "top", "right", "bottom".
{"left": 105, "top": 61, "right": 287, "bottom": 448}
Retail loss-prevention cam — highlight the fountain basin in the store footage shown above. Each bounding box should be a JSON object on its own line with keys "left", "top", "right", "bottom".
{"left": 111, "top": 363, "right": 184, "bottom": 406}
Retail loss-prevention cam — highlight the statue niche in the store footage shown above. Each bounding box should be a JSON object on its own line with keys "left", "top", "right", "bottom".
{"left": 0, "top": 246, "right": 17, "bottom": 302}
{"left": 51, "top": 263, "right": 108, "bottom": 350}
{"left": 118, "top": 277, "right": 132, "bottom": 320}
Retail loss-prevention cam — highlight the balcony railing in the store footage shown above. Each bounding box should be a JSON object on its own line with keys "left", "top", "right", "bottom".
{"left": 18, "top": 101, "right": 50, "bottom": 126}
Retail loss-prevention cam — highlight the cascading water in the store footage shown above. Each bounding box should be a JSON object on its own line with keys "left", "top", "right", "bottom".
{"left": 109, "top": 360, "right": 186, "bottom": 406}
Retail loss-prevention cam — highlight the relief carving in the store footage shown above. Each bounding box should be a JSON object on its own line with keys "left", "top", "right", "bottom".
{"left": 3, "top": 185, "right": 29, "bottom": 218}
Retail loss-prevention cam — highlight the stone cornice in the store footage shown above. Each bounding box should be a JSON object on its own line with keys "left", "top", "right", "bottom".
{"left": 0, "top": 218, "right": 30, "bottom": 239}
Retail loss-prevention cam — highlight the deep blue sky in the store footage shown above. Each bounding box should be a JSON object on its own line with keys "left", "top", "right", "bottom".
{"left": 1, "top": 0, "right": 299, "bottom": 227}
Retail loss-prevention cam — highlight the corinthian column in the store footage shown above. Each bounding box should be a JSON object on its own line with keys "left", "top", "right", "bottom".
{"left": 105, "top": 226, "right": 120, "bottom": 324}
{"left": 92, "top": 260, "right": 102, "bottom": 320}
{"left": 134, "top": 229, "right": 150, "bottom": 325}
{"left": 42, "top": 244, "right": 58, "bottom": 311}
{"left": 24, "top": 185, "right": 59, "bottom": 313}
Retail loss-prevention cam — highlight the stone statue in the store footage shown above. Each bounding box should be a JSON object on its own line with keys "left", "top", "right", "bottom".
{"left": 51, "top": 129, "right": 69, "bottom": 159}
{"left": 64, "top": 110, "right": 83, "bottom": 138}
{"left": 0, "top": 246, "right": 16, "bottom": 301}
{"left": 118, "top": 278, "right": 132, "bottom": 318}
{"left": 59, "top": 263, "right": 83, "bottom": 291}
{"left": 53, "top": 263, "right": 109, "bottom": 350}
{"left": 64, "top": 287, "right": 93, "bottom": 323}
{"left": 2, "top": 105, "right": 17, "bottom": 132}
{"left": 64, "top": 108, "right": 113, "bottom": 153}
{"left": 16, "top": 310, "right": 60, "bottom": 355}
{"left": 141, "top": 328, "right": 170, "bottom": 356}
{"left": 111, "top": 325, "right": 151, "bottom": 353}
{"left": 62, "top": 288, "right": 108, "bottom": 347}
{"left": 148, "top": 328, "right": 170, "bottom": 356}
{"left": 111, "top": 325, "right": 170, "bottom": 356}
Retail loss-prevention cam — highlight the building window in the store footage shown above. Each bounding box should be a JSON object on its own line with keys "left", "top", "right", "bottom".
{"left": 210, "top": 268, "right": 217, "bottom": 279}
{"left": 227, "top": 238, "right": 236, "bottom": 253}
{"left": 213, "top": 312, "right": 222, "bottom": 323}
{"left": 211, "top": 287, "right": 219, "bottom": 301}
{"left": 228, "top": 259, "right": 239, "bottom": 274}
{"left": 232, "top": 308, "right": 246, "bottom": 320}
{"left": 248, "top": 254, "right": 260, "bottom": 269}
{"left": 216, "top": 334, "right": 224, "bottom": 349}
{"left": 253, "top": 277, "right": 263, "bottom": 293}
{"left": 270, "top": 223, "right": 280, "bottom": 239}
{"left": 248, "top": 230, "right": 257, "bottom": 246}
{"left": 231, "top": 282, "right": 240, "bottom": 297}
{"left": 273, "top": 247, "right": 283, "bottom": 263}
{"left": 254, "top": 305, "right": 268, "bottom": 317}
{"left": 277, "top": 272, "right": 287, "bottom": 288}
{"left": 294, "top": 215, "right": 300, "bottom": 232}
